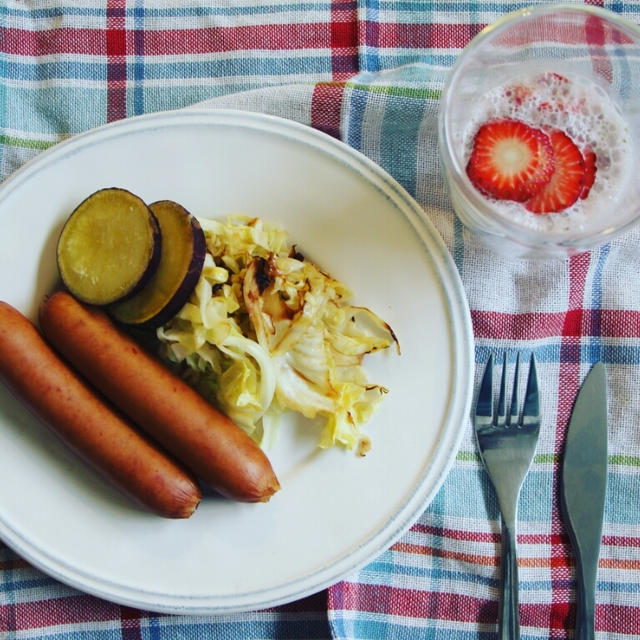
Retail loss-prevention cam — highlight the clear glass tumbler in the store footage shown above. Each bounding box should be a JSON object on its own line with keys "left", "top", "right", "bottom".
{"left": 438, "top": 5, "right": 640, "bottom": 258}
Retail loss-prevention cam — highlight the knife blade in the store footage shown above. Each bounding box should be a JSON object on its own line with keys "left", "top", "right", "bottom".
{"left": 560, "top": 361, "right": 608, "bottom": 640}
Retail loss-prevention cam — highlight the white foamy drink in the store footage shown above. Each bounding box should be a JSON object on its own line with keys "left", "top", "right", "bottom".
{"left": 462, "top": 72, "right": 633, "bottom": 235}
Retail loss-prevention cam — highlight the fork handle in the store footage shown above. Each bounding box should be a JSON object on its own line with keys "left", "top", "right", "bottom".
{"left": 498, "top": 520, "right": 520, "bottom": 640}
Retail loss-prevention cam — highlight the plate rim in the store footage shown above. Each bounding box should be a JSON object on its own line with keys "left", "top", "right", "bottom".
{"left": 0, "top": 108, "right": 474, "bottom": 614}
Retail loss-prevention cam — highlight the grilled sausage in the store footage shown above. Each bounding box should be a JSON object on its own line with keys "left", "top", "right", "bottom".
{"left": 39, "top": 291, "right": 280, "bottom": 502}
{"left": 0, "top": 301, "right": 201, "bottom": 518}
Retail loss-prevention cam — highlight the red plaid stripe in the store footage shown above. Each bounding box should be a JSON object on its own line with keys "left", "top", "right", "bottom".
{"left": 310, "top": 1, "right": 358, "bottom": 138}
{"left": 472, "top": 309, "right": 640, "bottom": 339}
{"left": 1, "top": 28, "right": 104, "bottom": 55}
{"left": 311, "top": 82, "right": 345, "bottom": 138}
{"left": 330, "top": 0, "right": 358, "bottom": 80}
{"left": 140, "top": 24, "right": 330, "bottom": 54}
{"left": 333, "top": 582, "right": 498, "bottom": 624}
{"left": 586, "top": 13, "right": 614, "bottom": 83}
{"left": 106, "top": 0, "right": 127, "bottom": 122}
{"left": 120, "top": 606, "right": 143, "bottom": 640}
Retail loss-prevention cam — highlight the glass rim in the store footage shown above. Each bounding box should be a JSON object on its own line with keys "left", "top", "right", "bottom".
{"left": 438, "top": 3, "right": 640, "bottom": 249}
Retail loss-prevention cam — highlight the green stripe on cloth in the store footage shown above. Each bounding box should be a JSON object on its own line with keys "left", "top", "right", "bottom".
{"left": 610, "top": 454, "right": 640, "bottom": 467}
{"left": 457, "top": 451, "right": 640, "bottom": 467}
{"left": 344, "top": 82, "right": 441, "bottom": 100}
{"left": 0, "top": 134, "right": 56, "bottom": 151}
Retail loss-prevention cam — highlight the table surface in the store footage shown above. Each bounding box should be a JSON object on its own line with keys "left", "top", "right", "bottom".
{"left": 1, "top": 1, "right": 640, "bottom": 638}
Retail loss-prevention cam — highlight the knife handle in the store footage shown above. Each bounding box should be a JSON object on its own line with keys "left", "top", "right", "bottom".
{"left": 498, "top": 520, "right": 520, "bottom": 640}
{"left": 574, "top": 558, "right": 597, "bottom": 640}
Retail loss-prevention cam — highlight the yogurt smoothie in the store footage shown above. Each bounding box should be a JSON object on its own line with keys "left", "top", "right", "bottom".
{"left": 461, "top": 71, "right": 633, "bottom": 237}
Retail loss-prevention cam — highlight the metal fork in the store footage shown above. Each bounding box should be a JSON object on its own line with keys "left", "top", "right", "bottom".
{"left": 474, "top": 352, "right": 541, "bottom": 640}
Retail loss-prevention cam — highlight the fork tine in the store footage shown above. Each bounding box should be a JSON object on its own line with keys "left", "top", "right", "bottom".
{"left": 508, "top": 352, "right": 521, "bottom": 426}
{"left": 476, "top": 353, "right": 494, "bottom": 418}
{"left": 523, "top": 353, "right": 540, "bottom": 421}
{"left": 496, "top": 353, "right": 507, "bottom": 427}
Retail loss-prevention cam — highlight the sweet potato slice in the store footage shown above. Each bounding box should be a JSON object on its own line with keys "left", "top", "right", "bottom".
{"left": 57, "top": 188, "right": 161, "bottom": 305}
{"left": 109, "top": 200, "right": 206, "bottom": 327}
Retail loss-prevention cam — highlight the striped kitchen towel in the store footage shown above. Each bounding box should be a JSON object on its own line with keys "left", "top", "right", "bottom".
{"left": 2, "top": 2, "right": 640, "bottom": 639}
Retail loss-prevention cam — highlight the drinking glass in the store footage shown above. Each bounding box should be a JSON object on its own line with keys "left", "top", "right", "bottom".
{"left": 438, "top": 5, "right": 640, "bottom": 258}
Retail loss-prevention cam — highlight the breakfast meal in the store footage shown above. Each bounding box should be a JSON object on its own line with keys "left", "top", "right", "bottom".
{"left": 463, "top": 72, "right": 631, "bottom": 230}
{"left": 0, "top": 187, "right": 397, "bottom": 516}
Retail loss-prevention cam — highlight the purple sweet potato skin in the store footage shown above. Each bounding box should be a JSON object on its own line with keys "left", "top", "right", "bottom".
{"left": 108, "top": 199, "right": 206, "bottom": 327}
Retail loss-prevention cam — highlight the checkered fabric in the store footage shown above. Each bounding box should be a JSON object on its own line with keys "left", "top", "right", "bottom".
{"left": 2, "top": 1, "right": 640, "bottom": 638}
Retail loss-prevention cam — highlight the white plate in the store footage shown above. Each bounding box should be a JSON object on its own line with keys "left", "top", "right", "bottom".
{"left": 0, "top": 110, "right": 473, "bottom": 614}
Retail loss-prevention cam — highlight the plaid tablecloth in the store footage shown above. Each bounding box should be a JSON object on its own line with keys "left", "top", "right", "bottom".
{"left": 2, "top": 1, "right": 640, "bottom": 638}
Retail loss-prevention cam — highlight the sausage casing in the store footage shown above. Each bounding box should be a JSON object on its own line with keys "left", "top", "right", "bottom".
{"left": 0, "top": 301, "right": 201, "bottom": 518}
{"left": 39, "top": 291, "right": 280, "bottom": 502}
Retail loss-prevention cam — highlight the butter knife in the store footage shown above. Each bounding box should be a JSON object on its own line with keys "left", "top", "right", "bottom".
{"left": 560, "top": 361, "right": 608, "bottom": 640}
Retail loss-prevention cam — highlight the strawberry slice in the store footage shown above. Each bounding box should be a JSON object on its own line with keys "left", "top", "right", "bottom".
{"left": 580, "top": 147, "right": 597, "bottom": 199}
{"left": 525, "top": 129, "right": 585, "bottom": 214}
{"left": 466, "top": 119, "right": 555, "bottom": 202}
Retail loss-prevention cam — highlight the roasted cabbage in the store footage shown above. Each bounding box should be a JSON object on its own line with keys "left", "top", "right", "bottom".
{"left": 156, "top": 215, "right": 398, "bottom": 451}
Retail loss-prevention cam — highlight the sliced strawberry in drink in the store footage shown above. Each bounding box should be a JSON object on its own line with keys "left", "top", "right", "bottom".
{"left": 466, "top": 118, "right": 555, "bottom": 202}
{"left": 580, "top": 148, "right": 597, "bottom": 199}
{"left": 525, "top": 129, "right": 585, "bottom": 214}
